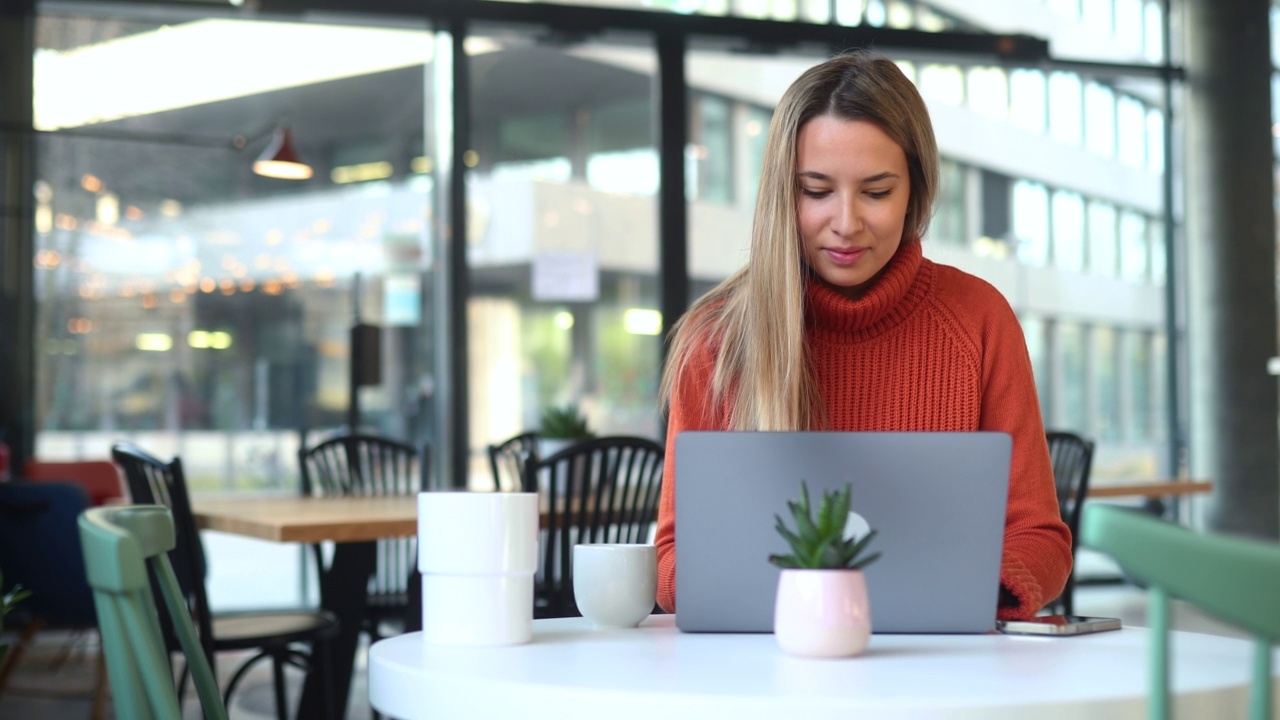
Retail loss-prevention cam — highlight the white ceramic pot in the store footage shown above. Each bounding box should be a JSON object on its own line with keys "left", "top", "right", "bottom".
{"left": 773, "top": 569, "right": 871, "bottom": 658}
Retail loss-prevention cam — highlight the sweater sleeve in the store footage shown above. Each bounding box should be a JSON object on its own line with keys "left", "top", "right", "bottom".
{"left": 978, "top": 298, "right": 1073, "bottom": 620}
{"left": 655, "top": 336, "right": 719, "bottom": 614}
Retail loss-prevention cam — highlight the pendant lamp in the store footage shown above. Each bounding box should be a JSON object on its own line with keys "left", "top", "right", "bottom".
{"left": 253, "top": 126, "right": 313, "bottom": 180}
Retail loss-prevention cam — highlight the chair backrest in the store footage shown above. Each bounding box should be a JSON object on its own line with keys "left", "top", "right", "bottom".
{"left": 522, "top": 436, "right": 663, "bottom": 618}
{"left": 79, "top": 505, "right": 228, "bottom": 720}
{"left": 1046, "top": 430, "right": 1095, "bottom": 553}
{"left": 109, "top": 442, "right": 215, "bottom": 674}
{"left": 298, "top": 433, "right": 429, "bottom": 601}
{"left": 487, "top": 431, "right": 540, "bottom": 492}
{"left": 298, "top": 433, "right": 428, "bottom": 497}
{"left": 1082, "top": 504, "right": 1280, "bottom": 720}
{"left": 0, "top": 481, "right": 97, "bottom": 626}
{"left": 22, "top": 459, "right": 125, "bottom": 507}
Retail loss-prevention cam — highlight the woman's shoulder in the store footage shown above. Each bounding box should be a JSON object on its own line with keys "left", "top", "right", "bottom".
{"left": 925, "top": 259, "right": 1022, "bottom": 330}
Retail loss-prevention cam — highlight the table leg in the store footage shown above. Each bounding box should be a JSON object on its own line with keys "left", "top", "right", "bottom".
{"left": 298, "top": 540, "right": 375, "bottom": 720}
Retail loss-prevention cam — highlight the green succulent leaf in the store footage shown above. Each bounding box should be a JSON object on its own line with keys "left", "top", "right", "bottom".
{"left": 769, "top": 480, "right": 881, "bottom": 571}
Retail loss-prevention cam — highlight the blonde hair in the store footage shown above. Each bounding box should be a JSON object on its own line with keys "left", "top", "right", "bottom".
{"left": 662, "top": 50, "right": 940, "bottom": 431}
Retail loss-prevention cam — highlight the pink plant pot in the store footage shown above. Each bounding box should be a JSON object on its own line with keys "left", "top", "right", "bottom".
{"left": 774, "top": 569, "right": 871, "bottom": 658}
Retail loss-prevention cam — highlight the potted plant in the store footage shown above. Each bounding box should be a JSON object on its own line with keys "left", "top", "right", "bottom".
{"left": 538, "top": 404, "right": 594, "bottom": 458}
{"left": 769, "top": 481, "right": 880, "bottom": 658}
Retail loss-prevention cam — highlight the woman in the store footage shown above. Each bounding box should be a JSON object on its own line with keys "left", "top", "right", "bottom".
{"left": 655, "top": 50, "right": 1071, "bottom": 621}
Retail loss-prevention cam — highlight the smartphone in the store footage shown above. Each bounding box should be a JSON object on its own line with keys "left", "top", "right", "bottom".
{"left": 997, "top": 615, "right": 1122, "bottom": 636}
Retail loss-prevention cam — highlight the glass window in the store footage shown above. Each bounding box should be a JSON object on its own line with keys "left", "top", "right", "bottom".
{"left": 834, "top": 0, "right": 864, "bottom": 26}
{"left": 1048, "top": 72, "right": 1084, "bottom": 146}
{"left": 919, "top": 64, "right": 965, "bottom": 107}
{"left": 1273, "top": 4, "right": 1280, "bottom": 67}
{"left": 1087, "top": 200, "right": 1118, "bottom": 276}
{"left": 1124, "top": 331, "right": 1150, "bottom": 440}
{"left": 1119, "top": 210, "right": 1149, "bottom": 281}
{"left": 1021, "top": 314, "right": 1051, "bottom": 418}
{"left": 1081, "top": 0, "right": 1114, "bottom": 34}
{"left": 1116, "top": 95, "right": 1146, "bottom": 167}
{"left": 886, "top": 0, "right": 913, "bottom": 28}
{"left": 967, "top": 66, "right": 1008, "bottom": 121}
{"left": 1146, "top": 107, "right": 1165, "bottom": 174}
{"left": 690, "top": 93, "right": 734, "bottom": 204}
{"left": 469, "top": 30, "right": 662, "bottom": 487}
{"left": 1143, "top": 0, "right": 1165, "bottom": 63}
{"left": 1094, "top": 326, "right": 1121, "bottom": 440}
{"left": 1116, "top": 0, "right": 1143, "bottom": 46}
{"left": 932, "top": 159, "right": 966, "bottom": 247}
{"left": 1151, "top": 331, "right": 1167, "bottom": 442}
{"left": 1149, "top": 218, "right": 1166, "bottom": 285}
{"left": 1058, "top": 322, "right": 1088, "bottom": 433}
{"left": 1084, "top": 81, "right": 1116, "bottom": 158}
{"left": 1048, "top": 0, "right": 1081, "bottom": 19}
{"left": 1009, "top": 69, "right": 1047, "bottom": 134}
{"left": 865, "top": 0, "right": 887, "bottom": 26}
{"left": 1013, "top": 180, "right": 1050, "bottom": 266}
{"left": 1052, "top": 191, "right": 1086, "bottom": 272}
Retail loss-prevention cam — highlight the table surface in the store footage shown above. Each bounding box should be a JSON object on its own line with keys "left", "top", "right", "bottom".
{"left": 369, "top": 615, "right": 1272, "bottom": 720}
{"left": 193, "top": 494, "right": 418, "bottom": 543}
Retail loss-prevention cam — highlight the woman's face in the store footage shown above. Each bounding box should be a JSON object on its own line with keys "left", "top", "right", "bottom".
{"left": 795, "top": 115, "right": 911, "bottom": 300}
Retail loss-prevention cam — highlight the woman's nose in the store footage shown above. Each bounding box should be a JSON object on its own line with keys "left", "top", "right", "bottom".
{"left": 830, "top": 194, "right": 860, "bottom": 235}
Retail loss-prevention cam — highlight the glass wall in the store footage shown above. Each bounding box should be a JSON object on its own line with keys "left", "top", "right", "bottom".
{"left": 32, "top": 14, "right": 437, "bottom": 490}
{"left": 464, "top": 33, "right": 663, "bottom": 486}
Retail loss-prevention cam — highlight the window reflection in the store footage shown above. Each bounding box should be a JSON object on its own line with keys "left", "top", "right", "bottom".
{"left": 1084, "top": 82, "right": 1116, "bottom": 158}
{"left": 1057, "top": 322, "right": 1088, "bottom": 433}
{"left": 1009, "top": 69, "right": 1047, "bottom": 133}
{"left": 1094, "top": 326, "right": 1120, "bottom": 441}
{"left": 1052, "top": 190, "right": 1085, "bottom": 272}
{"left": 1087, "top": 200, "right": 1118, "bottom": 276}
{"left": 1013, "top": 180, "right": 1050, "bottom": 266}
{"left": 1119, "top": 210, "right": 1149, "bottom": 281}
{"left": 1049, "top": 72, "right": 1083, "bottom": 146}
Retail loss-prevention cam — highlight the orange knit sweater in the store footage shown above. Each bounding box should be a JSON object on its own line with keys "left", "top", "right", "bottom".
{"left": 656, "top": 241, "right": 1072, "bottom": 621}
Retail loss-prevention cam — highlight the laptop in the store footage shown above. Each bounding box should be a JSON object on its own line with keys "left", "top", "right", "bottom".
{"left": 674, "top": 431, "right": 1012, "bottom": 634}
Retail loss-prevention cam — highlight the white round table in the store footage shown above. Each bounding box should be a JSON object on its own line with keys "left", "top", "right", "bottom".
{"left": 369, "top": 615, "right": 1268, "bottom": 719}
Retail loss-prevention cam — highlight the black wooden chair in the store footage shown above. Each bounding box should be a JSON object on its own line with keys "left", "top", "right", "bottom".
{"left": 111, "top": 441, "right": 339, "bottom": 720}
{"left": 298, "top": 433, "right": 430, "bottom": 644}
{"left": 521, "top": 435, "right": 663, "bottom": 618}
{"left": 1045, "top": 430, "right": 1096, "bottom": 616}
{"left": 487, "top": 431, "right": 540, "bottom": 492}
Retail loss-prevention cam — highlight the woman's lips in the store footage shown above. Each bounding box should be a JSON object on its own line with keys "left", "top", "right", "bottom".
{"left": 824, "top": 247, "right": 869, "bottom": 267}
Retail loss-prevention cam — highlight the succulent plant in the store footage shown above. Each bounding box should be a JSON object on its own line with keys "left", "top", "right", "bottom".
{"left": 769, "top": 481, "right": 881, "bottom": 570}
{"left": 539, "top": 404, "right": 594, "bottom": 440}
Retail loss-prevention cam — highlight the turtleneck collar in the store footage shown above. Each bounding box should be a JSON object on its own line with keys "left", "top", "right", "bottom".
{"left": 804, "top": 240, "right": 930, "bottom": 337}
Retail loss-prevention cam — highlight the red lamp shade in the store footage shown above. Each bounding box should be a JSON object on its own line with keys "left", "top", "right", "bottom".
{"left": 253, "top": 127, "right": 313, "bottom": 180}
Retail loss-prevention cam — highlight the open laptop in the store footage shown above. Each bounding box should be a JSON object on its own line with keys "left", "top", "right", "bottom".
{"left": 674, "top": 431, "right": 1012, "bottom": 634}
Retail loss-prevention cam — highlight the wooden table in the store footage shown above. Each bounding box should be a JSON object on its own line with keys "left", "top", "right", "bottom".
{"left": 193, "top": 495, "right": 418, "bottom": 542}
{"left": 1086, "top": 479, "right": 1213, "bottom": 499}
{"left": 193, "top": 494, "right": 419, "bottom": 719}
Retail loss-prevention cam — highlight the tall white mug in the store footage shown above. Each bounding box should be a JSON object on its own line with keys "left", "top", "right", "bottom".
{"left": 572, "top": 543, "right": 656, "bottom": 629}
{"left": 418, "top": 491, "right": 539, "bottom": 645}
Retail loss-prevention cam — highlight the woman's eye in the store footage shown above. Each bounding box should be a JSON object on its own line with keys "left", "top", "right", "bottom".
{"left": 867, "top": 189, "right": 892, "bottom": 200}
{"left": 800, "top": 188, "right": 829, "bottom": 198}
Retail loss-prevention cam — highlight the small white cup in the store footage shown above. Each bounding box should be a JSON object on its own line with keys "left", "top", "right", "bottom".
{"left": 572, "top": 543, "right": 656, "bottom": 629}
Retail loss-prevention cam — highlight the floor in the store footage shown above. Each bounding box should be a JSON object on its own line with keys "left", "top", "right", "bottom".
{"left": 0, "top": 571, "right": 1246, "bottom": 720}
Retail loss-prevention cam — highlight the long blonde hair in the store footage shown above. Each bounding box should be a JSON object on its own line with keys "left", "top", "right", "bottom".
{"left": 661, "top": 50, "right": 940, "bottom": 430}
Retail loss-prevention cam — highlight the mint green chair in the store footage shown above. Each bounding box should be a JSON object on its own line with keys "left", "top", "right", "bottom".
{"left": 1082, "top": 504, "right": 1280, "bottom": 720}
{"left": 78, "top": 504, "right": 228, "bottom": 720}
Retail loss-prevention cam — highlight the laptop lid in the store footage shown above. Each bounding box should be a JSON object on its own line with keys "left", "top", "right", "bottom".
{"left": 674, "top": 431, "right": 1011, "bottom": 634}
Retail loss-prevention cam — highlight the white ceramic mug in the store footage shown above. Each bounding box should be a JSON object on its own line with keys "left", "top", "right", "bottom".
{"left": 572, "top": 543, "right": 656, "bottom": 629}
{"left": 418, "top": 491, "right": 539, "bottom": 645}
{"left": 417, "top": 491, "right": 538, "bottom": 575}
